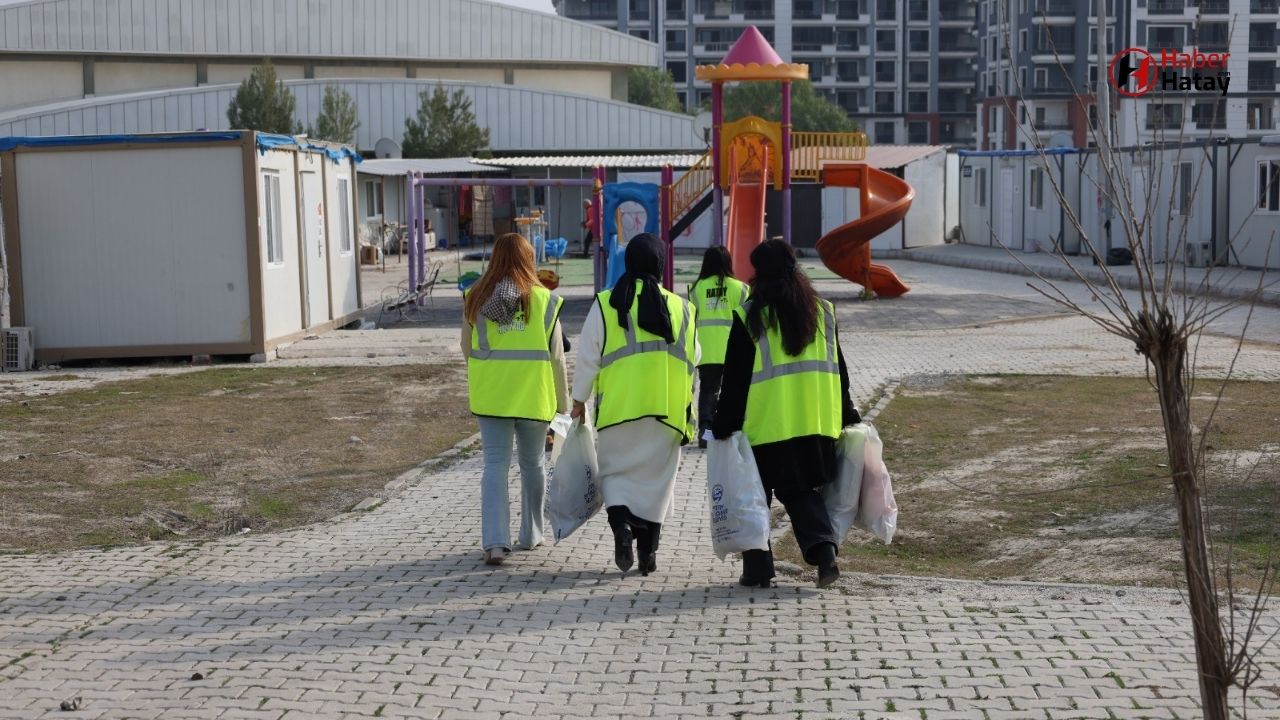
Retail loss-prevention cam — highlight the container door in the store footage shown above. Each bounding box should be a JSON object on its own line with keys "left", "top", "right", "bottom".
{"left": 999, "top": 167, "right": 1016, "bottom": 250}
{"left": 300, "top": 171, "right": 329, "bottom": 327}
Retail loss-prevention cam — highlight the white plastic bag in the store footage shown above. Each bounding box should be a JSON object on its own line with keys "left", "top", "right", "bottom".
{"left": 705, "top": 431, "right": 771, "bottom": 560}
{"left": 548, "top": 417, "right": 602, "bottom": 543}
{"left": 854, "top": 423, "right": 898, "bottom": 544}
{"left": 822, "top": 423, "right": 869, "bottom": 542}
{"left": 547, "top": 413, "right": 573, "bottom": 466}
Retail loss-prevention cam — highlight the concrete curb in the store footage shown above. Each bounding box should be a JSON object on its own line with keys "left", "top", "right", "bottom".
{"left": 353, "top": 431, "right": 483, "bottom": 514}
{"left": 877, "top": 247, "right": 1280, "bottom": 308}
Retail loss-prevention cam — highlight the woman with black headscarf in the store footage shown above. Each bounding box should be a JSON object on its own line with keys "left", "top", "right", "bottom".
{"left": 571, "top": 234, "right": 699, "bottom": 577}
{"left": 711, "top": 240, "right": 861, "bottom": 589}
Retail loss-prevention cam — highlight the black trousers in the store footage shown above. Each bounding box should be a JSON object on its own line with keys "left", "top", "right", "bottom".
{"left": 697, "top": 364, "right": 725, "bottom": 437}
{"left": 741, "top": 485, "right": 837, "bottom": 581}
{"left": 607, "top": 505, "right": 662, "bottom": 557}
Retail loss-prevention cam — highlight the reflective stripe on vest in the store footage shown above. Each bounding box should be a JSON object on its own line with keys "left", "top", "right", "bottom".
{"left": 470, "top": 296, "right": 558, "bottom": 362}
{"left": 739, "top": 298, "right": 842, "bottom": 445}
{"left": 600, "top": 301, "right": 694, "bottom": 374}
{"left": 467, "top": 287, "right": 562, "bottom": 422}
{"left": 594, "top": 285, "right": 697, "bottom": 440}
{"left": 690, "top": 276, "right": 746, "bottom": 366}
{"left": 752, "top": 302, "right": 838, "bottom": 384}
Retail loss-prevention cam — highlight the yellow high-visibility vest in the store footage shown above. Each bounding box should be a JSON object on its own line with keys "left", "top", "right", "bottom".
{"left": 467, "top": 285, "right": 563, "bottom": 422}
{"left": 736, "top": 298, "right": 842, "bottom": 445}
{"left": 688, "top": 275, "right": 748, "bottom": 366}
{"left": 594, "top": 281, "right": 697, "bottom": 441}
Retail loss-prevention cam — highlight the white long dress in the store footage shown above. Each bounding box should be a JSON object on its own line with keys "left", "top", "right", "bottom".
{"left": 572, "top": 299, "right": 699, "bottom": 524}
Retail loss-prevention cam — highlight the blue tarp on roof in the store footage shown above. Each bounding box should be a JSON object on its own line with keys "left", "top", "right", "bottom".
{"left": 0, "top": 131, "right": 361, "bottom": 164}
{"left": 957, "top": 147, "right": 1081, "bottom": 157}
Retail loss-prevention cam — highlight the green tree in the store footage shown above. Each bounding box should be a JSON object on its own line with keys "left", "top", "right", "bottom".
{"left": 722, "top": 80, "right": 857, "bottom": 133}
{"left": 226, "top": 59, "right": 301, "bottom": 134}
{"left": 402, "top": 85, "right": 491, "bottom": 159}
{"left": 627, "top": 67, "right": 685, "bottom": 113}
{"left": 307, "top": 85, "right": 360, "bottom": 145}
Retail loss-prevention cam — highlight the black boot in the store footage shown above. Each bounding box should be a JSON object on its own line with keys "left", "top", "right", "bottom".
{"left": 633, "top": 520, "right": 660, "bottom": 576}
{"left": 739, "top": 548, "right": 775, "bottom": 588}
{"left": 606, "top": 507, "right": 633, "bottom": 572}
{"left": 813, "top": 542, "right": 840, "bottom": 588}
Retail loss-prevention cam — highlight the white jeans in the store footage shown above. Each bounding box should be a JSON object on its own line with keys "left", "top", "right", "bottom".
{"left": 478, "top": 416, "right": 548, "bottom": 551}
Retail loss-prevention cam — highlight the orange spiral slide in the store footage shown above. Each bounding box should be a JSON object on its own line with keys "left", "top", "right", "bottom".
{"left": 815, "top": 163, "right": 914, "bottom": 298}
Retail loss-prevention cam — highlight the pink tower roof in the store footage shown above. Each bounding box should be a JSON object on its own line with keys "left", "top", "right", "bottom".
{"left": 695, "top": 26, "right": 808, "bottom": 83}
{"left": 720, "top": 26, "right": 784, "bottom": 67}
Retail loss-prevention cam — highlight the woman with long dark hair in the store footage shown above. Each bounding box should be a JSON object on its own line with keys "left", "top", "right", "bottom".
{"left": 571, "top": 234, "right": 699, "bottom": 576}
{"left": 688, "top": 246, "right": 748, "bottom": 448}
{"left": 462, "top": 233, "right": 570, "bottom": 566}
{"left": 711, "top": 240, "right": 861, "bottom": 588}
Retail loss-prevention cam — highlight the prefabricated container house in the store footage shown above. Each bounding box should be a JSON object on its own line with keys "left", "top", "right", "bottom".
{"left": 956, "top": 138, "right": 1280, "bottom": 269}
{"left": 0, "top": 131, "right": 363, "bottom": 363}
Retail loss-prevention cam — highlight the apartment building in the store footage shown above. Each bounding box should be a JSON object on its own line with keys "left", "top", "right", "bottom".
{"left": 556, "top": 0, "right": 981, "bottom": 146}
{"left": 977, "top": 0, "right": 1280, "bottom": 150}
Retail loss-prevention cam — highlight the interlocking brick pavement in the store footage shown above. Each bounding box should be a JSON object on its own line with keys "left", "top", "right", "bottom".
{"left": 3, "top": 263, "right": 1280, "bottom": 718}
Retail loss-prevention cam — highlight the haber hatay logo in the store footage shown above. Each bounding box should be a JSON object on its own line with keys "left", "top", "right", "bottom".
{"left": 1109, "top": 48, "right": 1157, "bottom": 97}
{"left": 1109, "top": 47, "right": 1231, "bottom": 98}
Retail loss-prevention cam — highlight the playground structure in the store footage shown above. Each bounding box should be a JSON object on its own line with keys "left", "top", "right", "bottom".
{"left": 695, "top": 25, "right": 914, "bottom": 297}
{"left": 394, "top": 27, "right": 915, "bottom": 300}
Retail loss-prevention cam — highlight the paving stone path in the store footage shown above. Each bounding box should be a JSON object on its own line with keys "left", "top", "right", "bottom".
{"left": 3, "top": 263, "right": 1280, "bottom": 719}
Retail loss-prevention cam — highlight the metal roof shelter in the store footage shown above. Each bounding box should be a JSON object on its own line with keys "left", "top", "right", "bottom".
{"left": 475, "top": 154, "right": 704, "bottom": 169}
{"left": 358, "top": 158, "right": 506, "bottom": 177}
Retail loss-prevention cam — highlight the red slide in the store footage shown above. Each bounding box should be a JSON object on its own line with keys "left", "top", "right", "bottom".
{"left": 816, "top": 163, "right": 914, "bottom": 298}
{"left": 725, "top": 143, "right": 769, "bottom": 281}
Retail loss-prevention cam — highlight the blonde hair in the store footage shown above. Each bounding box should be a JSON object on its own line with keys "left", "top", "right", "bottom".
{"left": 463, "top": 233, "right": 540, "bottom": 325}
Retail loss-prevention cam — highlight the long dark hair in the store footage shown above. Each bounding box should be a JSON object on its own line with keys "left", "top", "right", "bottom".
{"left": 696, "top": 246, "right": 734, "bottom": 284}
{"left": 745, "top": 240, "right": 818, "bottom": 357}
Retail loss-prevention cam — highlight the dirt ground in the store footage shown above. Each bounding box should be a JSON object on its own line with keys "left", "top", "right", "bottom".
{"left": 781, "top": 375, "right": 1279, "bottom": 591}
{"left": 0, "top": 364, "right": 475, "bottom": 552}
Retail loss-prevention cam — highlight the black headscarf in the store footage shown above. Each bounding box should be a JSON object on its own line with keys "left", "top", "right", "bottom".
{"left": 609, "top": 233, "right": 674, "bottom": 343}
{"left": 749, "top": 239, "right": 798, "bottom": 282}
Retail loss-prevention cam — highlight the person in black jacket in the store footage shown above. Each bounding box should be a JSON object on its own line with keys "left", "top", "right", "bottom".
{"left": 711, "top": 240, "right": 860, "bottom": 589}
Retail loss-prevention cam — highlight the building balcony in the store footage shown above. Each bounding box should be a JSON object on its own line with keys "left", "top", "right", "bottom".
{"left": 1146, "top": 0, "right": 1188, "bottom": 14}
{"left": 939, "top": 42, "right": 979, "bottom": 54}
{"left": 1250, "top": 41, "right": 1278, "bottom": 52}
{"left": 1196, "top": 0, "right": 1229, "bottom": 14}
{"left": 1249, "top": 78, "right": 1278, "bottom": 90}
{"left": 1251, "top": 0, "right": 1280, "bottom": 13}
{"left": 794, "top": 43, "right": 839, "bottom": 54}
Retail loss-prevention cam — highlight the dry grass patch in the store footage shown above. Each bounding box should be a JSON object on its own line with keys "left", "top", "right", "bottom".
{"left": 778, "top": 375, "right": 1279, "bottom": 591}
{"left": 0, "top": 364, "right": 475, "bottom": 552}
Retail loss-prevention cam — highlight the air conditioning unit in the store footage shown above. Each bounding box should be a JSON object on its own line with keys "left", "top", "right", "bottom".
{"left": 1, "top": 327, "right": 34, "bottom": 372}
{"left": 1185, "top": 240, "right": 1211, "bottom": 268}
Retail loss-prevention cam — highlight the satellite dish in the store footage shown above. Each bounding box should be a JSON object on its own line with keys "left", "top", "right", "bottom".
{"left": 1047, "top": 132, "right": 1073, "bottom": 149}
{"left": 374, "top": 138, "right": 402, "bottom": 159}
{"left": 692, "top": 111, "right": 713, "bottom": 148}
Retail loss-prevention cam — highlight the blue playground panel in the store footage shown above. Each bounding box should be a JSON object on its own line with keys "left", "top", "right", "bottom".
{"left": 602, "top": 183, "right": 660, "bottom": 289}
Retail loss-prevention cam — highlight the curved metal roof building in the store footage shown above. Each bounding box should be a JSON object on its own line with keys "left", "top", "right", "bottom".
{"left": 0, "top": 0, "right": 698, "bottom": 152}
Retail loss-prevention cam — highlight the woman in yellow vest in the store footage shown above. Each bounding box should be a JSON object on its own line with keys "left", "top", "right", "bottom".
{"left": 688, "top": 246, "right": 748, "bottom": 448}
{"left": 462, "top": 233, "right": 570, "bottom": 566}
{"left": 711, "top": 240, "right": 861, "bottom": 589}
{"left": 571, "top": 234, "right": 699, "bottom": 576}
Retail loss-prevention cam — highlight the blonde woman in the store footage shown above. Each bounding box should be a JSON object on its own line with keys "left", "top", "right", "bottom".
{"left": 462, "top": 233, "right": 570, "bottom": 565}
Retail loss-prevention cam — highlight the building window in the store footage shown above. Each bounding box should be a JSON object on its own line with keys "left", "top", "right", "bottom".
{"left": 1019, "top": 29, "right": 1027, "bottom": 52}
{"left": 1035, "top": 67, "right": 1048, "bottom": 89}
{"left": 666, "top": 29, "right": 687, "bottom": 51}
{"left": 876, "top": 29, "right": 896, "bottom": 52}
{"left": 1147, "top": 26, "right": 1186, "bottom": 52}
{"left": 1019, "top": 67, "right": 1027, "bottom": 90}
{"left": 667, "top": 61, "right": 687, "bottom": 83}
{"left": 1146, "top": 104, "right": 1184, "bottom": 130}
{"left": 976, "top": 166, "right": 987, "bottom": 207}
{"left": 1259, "top": 159, "right": 1280, "bottom": 213}
{"left": 337, "top": 178, "right": 352, "bottom": 253}
{"left": 1035, "top": 106, "right": 1046, "bottom": 125}
{"left": 908, "top": 91, "right": 928, "bottom": 113}
{"left": 262, "top": 171, "right": 284, "bottom": 265}
{"left": 1191, "top": 100, "right": 1225, "bottom": 129}
{"left": 875, "top": 60, "right": 895, "bottom": 83}
{"left": 908, "top": 30, "right": 930, "bottom": 53}
{"left": 876, "top": 0, "right": 896, "bottom": 19}
{"left": 875, "top": 91, "right": 895, "bottom": 113}
{"left": 1175, "top": 162, "right": 1193, "bottom": 216}
{"left": 363, "top": 179, "right": 384, "bottom": 219}
{"left": 908, "top": 61, "right": 929, "bottom": 83}
{"left": 874, "top": 121, "right": 896, "bottom": 143}
{"left": 908, "top": 121, "right": 930, "bottom": 143}
{"left": 1029, "top": 166, "right": 1044, "bottom": 209}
